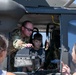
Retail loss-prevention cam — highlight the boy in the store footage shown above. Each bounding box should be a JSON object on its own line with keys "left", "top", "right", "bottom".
{"left": 29, "top": 33, "right": 45, "bottom": 70}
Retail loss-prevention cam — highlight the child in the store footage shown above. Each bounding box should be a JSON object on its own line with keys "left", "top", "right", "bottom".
{"left": 0, "top": 34, "right": 15, "bottom": 75}
{"left": 62, "top": 43, "right": 76, "bottom": 75}
{"left": 29, "top": 33, "right": 45, "bottom": 70}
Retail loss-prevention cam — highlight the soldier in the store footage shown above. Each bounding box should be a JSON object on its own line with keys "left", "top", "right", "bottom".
{"left": 12, "top": 20, "right": 34, "bottom": 49}
{"left": 10, "top": 20, "right": 34, "bottom": 72}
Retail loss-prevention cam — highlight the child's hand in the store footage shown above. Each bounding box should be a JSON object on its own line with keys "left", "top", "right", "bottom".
{"left": 61, "top": 62, "right": 70, "bottom": 75}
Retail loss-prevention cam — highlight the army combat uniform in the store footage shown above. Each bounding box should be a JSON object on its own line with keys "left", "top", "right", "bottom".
{"left": 9, "top": 29, "right": 30, "bottom": 72}
{"left": 12, "top": 29, "right": 30, "bottom": 50}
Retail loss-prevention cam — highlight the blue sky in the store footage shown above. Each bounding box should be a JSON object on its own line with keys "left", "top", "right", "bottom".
{"left": 68, "top": 1, "right": 76, "bottom": 53}
{"left": 74, "top": 0, "right": 76, "bottom": 4}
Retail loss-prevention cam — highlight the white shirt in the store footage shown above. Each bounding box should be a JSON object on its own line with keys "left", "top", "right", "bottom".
{"left": 0, "top": 70, "right": 7, "bottom": 75}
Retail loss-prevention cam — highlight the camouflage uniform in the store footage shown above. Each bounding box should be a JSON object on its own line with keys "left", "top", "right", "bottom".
{"left": 9, "top": 29, "right": 30, "bottom": 72}
{"left": 12, "top": 29, "right": 30, "bottom": 50}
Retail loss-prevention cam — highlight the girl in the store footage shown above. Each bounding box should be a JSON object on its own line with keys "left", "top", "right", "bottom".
{"left": 0, "top": 34, "right": 15, "bottom": 75}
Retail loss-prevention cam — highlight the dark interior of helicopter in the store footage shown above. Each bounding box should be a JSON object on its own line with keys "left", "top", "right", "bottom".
{"left": 8, "top": 14, "right": 60, "bottom": 75}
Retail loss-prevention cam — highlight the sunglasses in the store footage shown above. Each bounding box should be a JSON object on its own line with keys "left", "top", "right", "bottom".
{"left": 24, "top": 27, "right": 33, "bottom": 32}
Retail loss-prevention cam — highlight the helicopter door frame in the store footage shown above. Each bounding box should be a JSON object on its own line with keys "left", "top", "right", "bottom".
{"left": 60, "top": 14, "right": 76, "bottom": 74}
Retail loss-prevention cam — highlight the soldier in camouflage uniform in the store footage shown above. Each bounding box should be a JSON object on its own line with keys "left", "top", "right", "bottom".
{"left": 10, "top": 20, "right": 34, "bottom": 72}
{"left": 13, "top": 20, "right": 34, "bottom": 50}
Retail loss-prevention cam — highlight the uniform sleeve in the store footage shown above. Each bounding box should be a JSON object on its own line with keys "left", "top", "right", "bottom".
{"left": 13, "top": 35, "right": 25, "bottom": 49}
